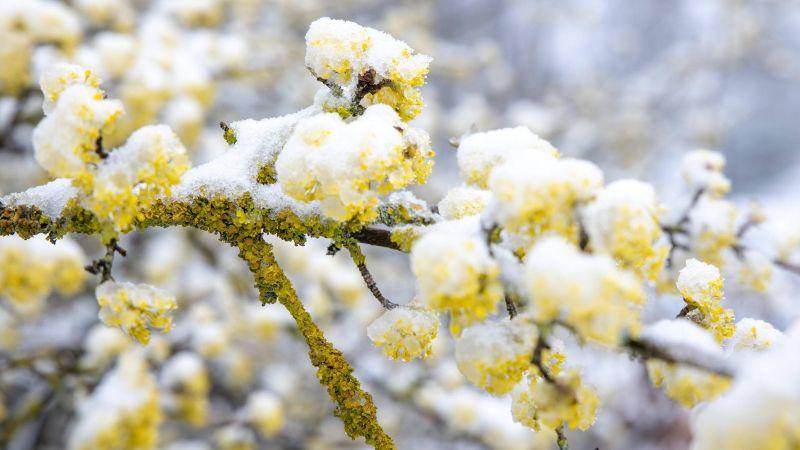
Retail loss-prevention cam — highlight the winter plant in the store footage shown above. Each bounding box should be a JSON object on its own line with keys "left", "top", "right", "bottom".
{"left": 2, "top": 4, "right": 800, "bottom": 450}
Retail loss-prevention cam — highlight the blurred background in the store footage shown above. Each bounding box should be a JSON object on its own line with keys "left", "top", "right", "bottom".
{"left": 2, "top": 1, "right": 800, "bottom": 449}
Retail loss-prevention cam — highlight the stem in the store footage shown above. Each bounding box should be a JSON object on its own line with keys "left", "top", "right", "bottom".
{"left": 555, "top": 425, "right": 569, "bottom": 450}
{"left": 345, "top": 243, "right": 398, "bottom": 309}
{"left": 238, "top": 238, "right": 395, "bottom": 449}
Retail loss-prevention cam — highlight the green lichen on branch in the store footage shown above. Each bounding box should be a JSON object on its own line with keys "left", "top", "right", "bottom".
{"left": 1, "top": 194, "right": 395, "bottom": 449}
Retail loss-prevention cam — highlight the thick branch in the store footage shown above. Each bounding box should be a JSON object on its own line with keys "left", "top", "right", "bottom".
{"left": 350, "top": 227, "right": 402, "bottom": 251}
{"left": 624, "top": 335, "right": 734, "bottom": 378}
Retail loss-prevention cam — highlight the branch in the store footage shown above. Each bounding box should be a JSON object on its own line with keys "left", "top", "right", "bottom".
{"left": 350, "top": 227, "right": 402, "bottom": 251}
{"left": 345, "top": 243, "right": 398, "bottom": 309}
{"left": 624, "top": 335, "right": 734, "bottom": 378}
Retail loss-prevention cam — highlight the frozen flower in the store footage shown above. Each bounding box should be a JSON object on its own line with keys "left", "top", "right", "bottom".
{"left": 96, "top": 281, "right": 178, "bottom": 345}
{"left": 68, "top": 351, "right": 162, "bottom": 450}
{"left": 437, "top": 185, "right": 492, "bottom": 220}
{"left": 367, "top": 305, "right": 440, "bottom": 361}
{"left": 276, "top": 105, "right": 433, "bottom": 224}
{"left": 411, "top": 230, "right": 503, "bottom": 334}
{"left": 687, "top": 197, "right": 739, "bottom": 267}
{"left": 214, "top": 425, "right": 256, "bottom": 450}
{"left": 681, "top": 150, "right": 731, "bottom": 197}
{"left": 33, "top": 81, "right": 123, "bottom": 180}
{"left": 244, "top": 391, "right": 285, "bottom": 439}
{"left": 524, "top": 237, "right": 645, "bottom": 346}
{"left": 457, "top": 127, "right": 560, "bottom": 189}
{"left": 81, "top": 324, "right": 130, "bottom": 369}
{"left": 730, "top": 318, "right": 782, "bottom": 351}
{"left": 160, "top": 352, "right": 210, "bottom": 427}
{"left": 511, "top": 365, "right": 599, "bottom": 432}
{"left": 187, "top": 304, "right": 230, "bottom": 357}
{"left": 677, "top": 259, "right": 734, "bottom": 343}
{"left": 647, "top": 359, "right": 730, "bottom": 408}
{"left": 85, "top": 125, "right": 189, "bottom": 232}
{"left": 489, "top": 152, "right": 603, "bottom": 249}
{"left": 454, "top": 319, "right": 537, "bottom": 395}
{"left": 39, "top": 63, "right": 102, "bottom": 115}
{"left": 306, "top": 17, "right": 431, "bottom": 120}
{"left": 582, "top": 179, "right": 667, "bottom": 281}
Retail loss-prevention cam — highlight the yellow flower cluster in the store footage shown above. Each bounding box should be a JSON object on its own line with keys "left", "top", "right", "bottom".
{"left": 681, "top": 150, "right": 731, "bottom": 197}
{"left": 646, "top": 360, "right": 730, "bottom": 408}
{"left": 730, "top": 318, "right": 782, "bottom": 351}
{"left": 305, "top": 17, "right": 432, "bottom": 121}
{"left": 489, "top": 151, "right": 604, "bottom": 251}
{"left": 160, "top": 352, "right": 210, "bottom": 427}
{"left": 367, "top": 305, "right": 440, "bottom": 361}
{"left": 95, "top": 281, "right": 177, "bottom": 345}
{"left": 524, "top": 237, "right": 646, "bottom": 346}
{"left": 454, "top": 319, "right": 537, "bottom": 395}
{"left": 511, "top": 365, "right": 599, "bottom": 432}
{"left": 81, "top": 324, "right": 131, "bottom": 369}
{"left": 83, "top": 124, "right": 189, "bottom": 233}
{"left": 214, "top": 425, "right": 257, "bottom": 450}
{"left": 245, "top": 391, "right": 286, "bottom": 439}
{"left": 68, "top": 351, "right": 162, "bottom": 450}
{"left": 33, "top": 64, "right": 123, "bottom": 181}
{"left": 437, "top": 185, "right": 492, "bottom": 220}
{"left": 0, "top": 1, "right": 81, "bottom": 95}
{"left": 688, "top": 197, "right": 739, "bottom": 267}
{"left": 676, "top": 259, "right": 735, "bottom": 343}
{"left": 583, "top": 179, "right": 667, "bottom": 281}
{"left": 276, "top": 104, "right": 433, "bottom": 224}
{"left": 410, "top": 230, "right": 504, "bottom": 335}
{"left": 0, "top": 236, "right": 86, "bottom": 315}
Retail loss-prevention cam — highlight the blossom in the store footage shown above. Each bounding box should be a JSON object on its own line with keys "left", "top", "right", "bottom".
{"left": 85, "top": 125, "right": 189, "bottom": 232}
{"left": 524, "top": 237, "right": 645, "bottom": 346}
{"left": 410, "top": 230, "right": 503, "bottom": 334}
{"left": 457, "top": 127, "right": 560, "bottom": 188}
{"left": 582, "top": 179, "right": 667, "bottom": 281}
{"left": 511, "top": 366, "right": 599, "bottom": 432}
{"left": 454, "top": 319, "right": 537, "bottom": 395}
{"left": 489, "top": 152, "right": 603, "bottom": 249}
{"left": 276, "top": 104, "right": 433, "bottom": 224}
{"left": 214, "top": 425, "right": 256, "bottom": 450}
{"left": 437, "top": 185, "right": 492, "bottom": 220}
{"left": 730, "top": 318, "right": 782, "bottom": 351}
{"left": 646, "top": 360, "right": 730, "bottom": 408}
{"left": 245, "top": 391, "right": 285, "bottom": 439}
{"left": 687, "top": 197, "right": 739, "bottom": 267}
{"left": 305, "top": 17, "right": 432, "bottom": 120}
{"left": 676, "top": 259, "right": 735, "bottom": 342}
{"left": 160, "top": 352, "right": 210, "bottom": 427}
{"left": 681, "top": 150, "right": 731, "bottom": 197}
{"left": 81, "top": 324, "right": 130, "bottom": 369}
{"left": 95, "top": 281, "right": 178, "bottom": 345}
{"left": 367, "top": 305, "right": 440, "bottom": 361}
{"left": 33, "top": 80, "right": 123, "bottom": 181}
{"left": 68, "top": 351, "right": 162, "bottom": 450}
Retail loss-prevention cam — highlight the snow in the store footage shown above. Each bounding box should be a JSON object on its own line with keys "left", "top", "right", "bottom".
{"left": 1, "top": 178, "right": 79, "bottom": 218}
{"left": 640, "top": 319, "right": 722, "bottom": 356}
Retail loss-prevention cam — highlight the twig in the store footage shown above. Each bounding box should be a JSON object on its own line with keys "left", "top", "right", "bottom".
{"left": 350, "top": 227, "right": 402, "bottom": 251}
{"left": 624, "top": 335, "right": 734, "bottom": 378}
{"left": 555, "top": 425, "right": 569, "bottom": 450}
{"left": 345, "top": 243, "right": 398, "bottom": 309}
{"left": 84, "top": 238, "right": 126, "bottom": 282}
{"left": 504, "top": 294, "right": 518, "bottom": 319}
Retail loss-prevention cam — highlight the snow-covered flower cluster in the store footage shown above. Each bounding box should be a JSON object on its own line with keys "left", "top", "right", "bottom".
{"left": 244, "top": 390, "right": 285, "bottom": 439}
{"left": 68, "top": 351, "right": 161, "bottom": 450}
{"left": 681, "top": 149, "right": 731, "bottom": 197}
{"left": 454, "top": 319, "right": 536, "bottom": 395}
{"left": 306, "top": 17, "right": 432, "bottom": 121}
{"left": 276, "top": 104, "right": 433, "bottom": 223}
{"left": 582, "top": 179, "right": 667, "bottom": 281}
{"left": 677, "top": 259, "right": 735, "bottom": 343}
{"left": 95, "top": 281, "right": 178, "bottom": 345}
{"left": 0, "top": 235, "right": 86, "bottom": 315}
{"left": 411, "top": 230, "right": 504, "bottom": 334}
{"left": 524, "top": 237, "right": 645, "bottom": 346}
{"left": 160, "top": 352, "right": 211, "bottom": 427}
{"left": 367, "top": 305, "right": 440, "bottom": 361}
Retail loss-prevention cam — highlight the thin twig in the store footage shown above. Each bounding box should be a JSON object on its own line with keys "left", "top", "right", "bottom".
{"left": 84, "top": 238, "right": 126, "bottom": 282}
{"left": 624, "top": 335, "right": 734, "bottom": 378}
{"left": 345, "top": 243, "right": 398, "bottom": 309}
{"left": 350, "top": 227, "right": 402, "bottom": 251}
{"left": 555, "top": 425, "right": 569, "bottom": 450}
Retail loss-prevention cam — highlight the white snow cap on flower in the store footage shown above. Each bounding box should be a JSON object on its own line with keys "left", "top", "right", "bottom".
{"left": 437, "top": 185, "right": 492, "bottom": 220}
{"left": 367, "top": 305, "right": 440, "bottom": 361}
{"left": 730, "top": 318, "right": 783, "bottom": 351}
{"left": 457, "top": 126, "right": 560, "bottom": 188}
{"left": 96, "top": 281, "right": 177, "bottom": 345}
{"left": 276, "top": 104, "right": 432, "bottom": 223}
{"left": 681, "top": 150, "right": 731, "bottom": 197}
{"left": 582, "top": 179, "right": 660, "bottom": 250}
{"left": 523, "top": 236, "right": 645, "bottom": 346}
{"left": 245, "top": 390, "right": 285, "bottom": 438}
{"left": 160, "top": 351, "right": 206, "bottom": 389}
{"left": 82, "top": 324, "right": 130, "bottom": 369}
{"left": 690, "top": 321, "right": 800, "bottom": 449}
{"left": 305, "top": 17, "right": 431, "bottom": 96}
{"left": 676, "top": 258, "right": 722, "bottom": 300}
{"left": 454, "top": 319, "right": 537, "bottom": 395}
{"left": 39, "top": 63, "right": 101, "bottom": 114}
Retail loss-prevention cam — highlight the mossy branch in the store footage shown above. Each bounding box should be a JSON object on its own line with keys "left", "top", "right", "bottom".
{"left": 0, "top": 194, "right": 395, "bottom": 449}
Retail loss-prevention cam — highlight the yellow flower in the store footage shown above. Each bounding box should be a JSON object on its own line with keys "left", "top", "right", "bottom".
{"left": 95, "top": 281, "right": 177, "bottom": 345}
{"left": 676, "top": 259, "right": 735, "bottom": 343}
{"left": 367, "top": 305, "right": 440, "bottom": 361}
{"left": 512, "top": 366, "right": 599, "bottom": 432}
{"left": 647, "top": 360, "right": 730, "bottom": 408}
